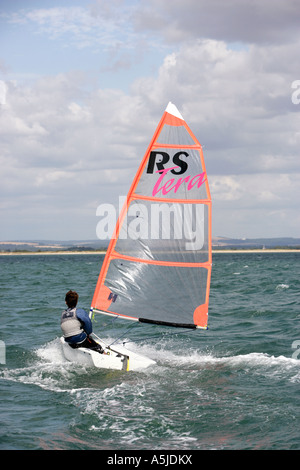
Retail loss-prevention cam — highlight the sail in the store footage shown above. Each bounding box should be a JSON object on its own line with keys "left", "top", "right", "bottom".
{"left": 91, "top": 102, "right": 212, "bottom": 329}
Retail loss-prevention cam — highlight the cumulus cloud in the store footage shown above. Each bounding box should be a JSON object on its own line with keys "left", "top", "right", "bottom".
{"left": 0, "top": 73, "right": 155, "bottom": 238}
{"left": 0, "top": 0, "right": 299, "bottom": 239}
{"left": 133, "top": 0, "right": 300, "bottom": 46}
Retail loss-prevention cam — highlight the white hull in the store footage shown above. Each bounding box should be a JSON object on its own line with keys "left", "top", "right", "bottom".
{"left": 60, "top": 337, "right": 155, "bottom": 371}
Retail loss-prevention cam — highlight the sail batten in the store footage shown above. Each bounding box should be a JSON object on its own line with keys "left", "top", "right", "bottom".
{"left": 91, "top": 103, "right": 212, "bottom": 329}
{"left": 152, "top": 143, "right": 202, "bottom": 149}
{"left": 109, "top": 251, "right": 211, "bottom": 268}
{"left": 131, "top": 193, "right": 211, "bottom": 203}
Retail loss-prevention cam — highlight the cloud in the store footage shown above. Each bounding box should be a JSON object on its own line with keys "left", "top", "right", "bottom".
{"left": 6, "top": 3, "right": 153, "bottom": 72}
{"left": 2, "top": 35, "right": 299, "bottom": 239}
{"left": 133, "top": 0, "right": 300, "bottom": 45}
{"left": 0, "top": 1, "right": 299, "bottom": 239}
{"left": 132, "top": 38, "right": 299, "bottom": 164}
{"left": 0, "top": 72, "right": 153, "bottom": 239}
{"left": 9, "top": 6, "right": 112, "bottom": 45}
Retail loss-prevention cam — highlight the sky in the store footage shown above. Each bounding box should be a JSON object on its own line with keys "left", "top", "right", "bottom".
{"left": 0, "top": 0, "right": 299, "bottom": 241}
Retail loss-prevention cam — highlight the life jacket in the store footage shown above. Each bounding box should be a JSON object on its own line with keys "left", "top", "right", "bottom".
{"left": 61, "top": 307, "right": 83, "bottom": 338}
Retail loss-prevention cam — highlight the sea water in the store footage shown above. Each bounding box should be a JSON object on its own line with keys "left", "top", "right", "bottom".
{"left": 0, "top": 252, "right": 299, "bottom": 450}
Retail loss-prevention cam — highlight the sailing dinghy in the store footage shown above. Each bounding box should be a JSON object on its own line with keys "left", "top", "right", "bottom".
{"left": 61, "top": 102, "right": 212, "bottom": 371}
{"left": 60, "top": 336, "right": 154, "bottom": 371}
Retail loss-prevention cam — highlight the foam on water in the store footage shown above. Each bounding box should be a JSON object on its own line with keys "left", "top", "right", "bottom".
{"left": 1, "top": 334, "right": 299, "bottom": 450}
{"left": 3, "top": 335, "right": 299, "bottom": 395}
{"left": 1, "top": 252, "right": 299, "bottom": 450}
{"left": 1, "top": 339, "right": 91, "bottom": 393}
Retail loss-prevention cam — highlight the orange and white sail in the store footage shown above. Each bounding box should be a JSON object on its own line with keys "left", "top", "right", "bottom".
{"left": 91, "top": 102, "right": 212, "bottom": 329}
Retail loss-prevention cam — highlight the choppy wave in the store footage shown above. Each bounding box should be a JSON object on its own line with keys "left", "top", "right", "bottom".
{"left": 2, "top": 337, "right": 299, "bottom": 397}
{"left": 1, "top": 252, "right": 300, "bottom": 450}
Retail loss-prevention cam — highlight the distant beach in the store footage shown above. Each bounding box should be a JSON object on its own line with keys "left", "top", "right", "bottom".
{"left": 0, "top": 250, "right": 106, "bottom": 256}
{"left": 212, "top": 249, "right": 300, "bottom": 253}
{"left": 0, "top": 248, "right": 299, "bottom": 255}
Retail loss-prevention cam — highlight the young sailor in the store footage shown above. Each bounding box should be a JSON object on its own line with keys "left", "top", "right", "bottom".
{"left": 61, "top": 290, "right": 104, "bottom": 353}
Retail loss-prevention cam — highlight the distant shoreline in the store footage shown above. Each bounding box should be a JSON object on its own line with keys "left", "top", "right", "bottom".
{"left": 0, "top": 249, "right": 299, "bottom": 256}
{"left": 0, "top": 250, "right": 107, "bottom": 256}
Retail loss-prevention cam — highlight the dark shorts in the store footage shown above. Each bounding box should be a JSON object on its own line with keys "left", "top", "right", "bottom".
{"left": 69, "top": 336, "right": 104, "bottom": 353}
